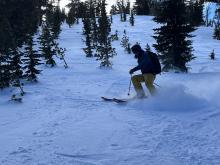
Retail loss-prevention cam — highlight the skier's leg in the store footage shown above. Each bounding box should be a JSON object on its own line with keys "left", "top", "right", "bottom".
{"left": 143, "top": 74, "right": 156, "bottom": 96}
{"left": 131, "top": 74, "right": 145, "bottom": 98}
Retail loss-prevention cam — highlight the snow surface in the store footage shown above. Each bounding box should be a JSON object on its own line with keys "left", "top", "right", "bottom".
{"left": 1, "top": 16, "right": 220, "bottom": 165}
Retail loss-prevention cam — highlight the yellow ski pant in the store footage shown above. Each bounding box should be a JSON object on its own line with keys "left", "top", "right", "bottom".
{"left": 131, "top": 73, "right": 156, "bottom": 96}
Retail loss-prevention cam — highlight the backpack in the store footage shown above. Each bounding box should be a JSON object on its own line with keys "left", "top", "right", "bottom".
{"left": 147, "top": 51, "right": 161, "bottom": 74}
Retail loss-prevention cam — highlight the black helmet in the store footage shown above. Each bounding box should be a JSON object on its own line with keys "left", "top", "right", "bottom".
{"left": 131, "top": 44, "right": 142, "bottom": 54}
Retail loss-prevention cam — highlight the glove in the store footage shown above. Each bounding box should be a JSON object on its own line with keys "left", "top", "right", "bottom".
{"left": 129, "top": 69, "right": 135, "bottom": 75}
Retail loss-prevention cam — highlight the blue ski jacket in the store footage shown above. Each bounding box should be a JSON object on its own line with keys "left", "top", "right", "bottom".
{"left": 132, "top": 50, "right": 154, "bottom": 74}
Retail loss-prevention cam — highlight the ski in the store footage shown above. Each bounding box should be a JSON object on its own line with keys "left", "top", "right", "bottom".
{"left": 101, "top": 97, "right": 127, "bottom": 103}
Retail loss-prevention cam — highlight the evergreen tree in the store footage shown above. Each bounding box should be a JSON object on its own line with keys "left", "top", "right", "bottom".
{"left": 214, "top": 25, "right": 220, "bottom": 39}
{"left": 110, "top": 14, "right": 113, "bottom": 23}
{"left": 153, "top": 0, "right": 195, "bottom": 72}
{"left": 83, "top": 17, "right": 93, "bottom": 57}
{"left": 51, "top": 6, "right": 65, "bottom": 40}
{"left": 130, "top": 9, "right": 135, "bottom": 26}
{"left": 88, "top": 0, "right": 99, "bottom": 48}
{"left": 0, "top": 0, "right": 44, "bottom": 90}
{"left": 187, "top": 0, "right": 204, "bottom": 27}
{"left": 111, "top": 30, "right": 119, "bottom": 41}
{"left": 126, "top": 0, "right": 131, "bottom": 14}
{"left": 39, "top": 22, "right": 56, "bottom": 67}
{"left": 50, "top": 3, "right": 68, "bottom": 68}
{"left": 95, "top": 0, "right": 102, "bottom": 17}
{"left": 134, "top": 0, "right": 151, "bottom": 15}
{"left": 66, "top": 0, "right": 81, "bottom": 26}
{"left": 121, "top": 30, "right": 131, "bottom": 53}
{"left": 145, "top": 44, "right": 151, "bottom": 52}
{"left": 0, "top": 16, "right": 12, "bottom": 89}
{"left": 110, "top": 5, "right": 119, "bottom": 15}
{"left": 66, "top": 8, "right": 77, "bottom": 27}
{"left": 82, "top": 0, "right": 99, "bottom": 56}
{"left": 39, "top": 1, "right": 67, "bottom": 68}
{"left": 127, "top": 43, "right": 132, "bottom": 54}
{"left": 23, "top": 35, "right": 42, "bottom": 81}
{"left": 117, "top": 0, "right": 129, "bottom": 22}
{"left": 9, "top": 48, "right": 24, "bottom": 95}
{"left": 96, "top": 0, "right": 117, "bottom": 67}
{"left": 210, "top": 49, "right": 215, "bottom": 60}
{"left": 214, "top": 8, "right": 220, "bottom": 39}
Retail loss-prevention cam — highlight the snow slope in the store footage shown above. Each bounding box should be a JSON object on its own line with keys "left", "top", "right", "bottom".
{"left": 1, "top": 16, "right": 220, "bottom": 165}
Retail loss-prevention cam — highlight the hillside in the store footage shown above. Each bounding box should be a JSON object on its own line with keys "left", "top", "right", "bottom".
{"left": 1, "top": 16, "right": 220, "bottom": 165}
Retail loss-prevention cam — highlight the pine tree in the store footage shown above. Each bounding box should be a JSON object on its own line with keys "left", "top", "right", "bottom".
{"left": 51, "top": 3, "right": 68, "bottom": 68}
{"left": 127, "top": 43, "right": 131, "bottom": 54}
{"left": 121, "top": 30, "right": 131, "bottom": 53}
{"left": 9, "top": 49, "right": 25, "bottom": 95}
{"left": 88, "top": 0, "right": 99, "bottom": 48}
{"left": 96, "top": 38, "right": 117, "bottom": 67}
{"left": 187, "top": 0, "right": 204, "bottom": 27}
{"left": 110, "top": 14, "right": 113, "bottom": 23}
{"left": 110, "top": 5, "right": 119, "bottom": 15}
{"left": 111, "top": 30, "right": 119, "bottom": 41}
{"left": 95, "top": 0, "right": 102, "bottom": 17}
{"left": 82, "top": 0, "right": 99, "bottom": 56}
{"left": 39, "top": 22, "right": 56, "bottom": 67}
{"left": 145, "top": 44, "right": 151, "bottom": 52}
{"left": 0, "top": 16, "right": 11, "bottom": 89}
{"left": 210, "top": 49, "right": 215, "bottom": 60}
{"left": 153, "top": 0, "right": 195, "bottom": 72}
{"left": 130, "top": 9, "right": 135, "bottom": 26}
{"left": 0, "top": 0, "right": 44, "bottom": 90}
{"left": 96, "top": 0, "right": 117, "bottom": 67}
{"left": 133, "top": 0, "right": 151, "bottom": 15}
{"left": 214, "top": 8, "right": 220, "bottom": 40}
{"left": 214, "top": 25, "right": 220, "bottom": 39}
{"left": 126, "top": 0, "right": 131, "bottom": 14}
{"left": 117, "top": 0, "right": 129, "bottom": 22}
{"left": 51, "top": 6, "right": 64, "bottom": 40}
{"left": 39, "top": 1, "right": 67, "bottom": 68}
{"left": 66, "top": 0, "right": 81, "bottom": 26}
{"left": 23, "top": 36, "right": 42, "bottom": 81}
{"left": 0, "top": 53, "right": 11, "bottom": 89}
{"left": 83, "top": 17, "right": 93, "bottom": 57}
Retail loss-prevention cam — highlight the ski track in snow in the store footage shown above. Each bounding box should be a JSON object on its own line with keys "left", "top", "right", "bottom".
{"left": 1, "top": 16, "right": 220, "bottom": 165}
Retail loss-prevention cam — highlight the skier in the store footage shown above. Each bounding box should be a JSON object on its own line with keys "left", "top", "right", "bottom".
{"left": 129, "top": 44, "right": 157, "bottom": 98}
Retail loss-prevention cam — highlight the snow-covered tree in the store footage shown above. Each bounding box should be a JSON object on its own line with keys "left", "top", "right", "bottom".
{"left": 121, "top": 30, "right": 131, "bottom": 54}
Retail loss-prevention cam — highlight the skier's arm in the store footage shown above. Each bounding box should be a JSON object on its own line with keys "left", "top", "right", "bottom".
{"left": 130, "top": 65, "right": 141, "bottom": 73}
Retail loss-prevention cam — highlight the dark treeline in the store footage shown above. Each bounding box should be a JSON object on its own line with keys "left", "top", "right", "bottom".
{"left": 68, "top": 0, "right": 117, "bottom": 67}
{"left": 0, "top": 0, "right": 67, "bottom": 101}
{"left": 0, "top": 0, "right": 43, "bottom": 91}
